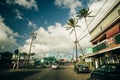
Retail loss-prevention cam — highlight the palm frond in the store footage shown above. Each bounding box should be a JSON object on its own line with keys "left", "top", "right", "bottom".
{"left": 66, "top": 26, "right": 72, "bottom": 30}
{"left": 77, "top": 8, "right": 90, "bottom": 18}
{"left": 70, "top": 29, "right": 74, "bottom": 34}
{"left": 66, "top": 18, "right": 80, "bottom": 33}
{"left": 76, "top": 25, "right": 81, "bottom": 28}
{"left": 75, "top": 19, "right": 78, "bottom": 25}
{"left": 67, "top": 18, "right": 75, "bottom": 28}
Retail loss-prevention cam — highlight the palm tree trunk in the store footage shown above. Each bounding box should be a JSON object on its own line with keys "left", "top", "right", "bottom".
{"left": 78, "top": 42, "right": 84, "bottom": 56}
{"left": 73, "top": 27, "right": 84, "bottom": 62}
{"left": 84, "top": 17, "right": 90, "bottom": 34}
{"left": 75, "top": 41, "right": 78, "bottom": 62}
{"left": 73, "top": 28, "right": 78, "bottom": 62}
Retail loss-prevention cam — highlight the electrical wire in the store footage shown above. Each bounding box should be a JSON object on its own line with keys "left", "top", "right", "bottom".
{"left": 78, "top": 41, "right": 84, "bottom": 56}
{"left": 78, "top": 0, "right": 108, "bottom": 41}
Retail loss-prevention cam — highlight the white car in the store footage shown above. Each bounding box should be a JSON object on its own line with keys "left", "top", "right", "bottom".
{"left": 51, "top": 63, "right": 58, "bottom": 69}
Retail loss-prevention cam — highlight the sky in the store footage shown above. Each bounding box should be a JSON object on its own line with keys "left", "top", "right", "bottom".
{"left": 0, "top": 0, "right": 118, "bottom": 59}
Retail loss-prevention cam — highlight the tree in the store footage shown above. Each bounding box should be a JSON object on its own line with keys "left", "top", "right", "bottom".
{"left": 77, "top": 8, "right": 93, "bottom": 34}
{"left": 20, "top": 52, "right": 28, "bottom": 59}
{"left": 30, "top": 53, "right": 35, "bottom": 56}
{"left": 66, "top": 18, "right": 84, "bottom": 62}
{"left": 0, "top": 51, "right": 13, "bottom": 69}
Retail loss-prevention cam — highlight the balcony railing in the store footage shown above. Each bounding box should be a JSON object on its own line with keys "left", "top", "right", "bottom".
{"left": 93, "top": 40, "right": 106, "bottom": 52}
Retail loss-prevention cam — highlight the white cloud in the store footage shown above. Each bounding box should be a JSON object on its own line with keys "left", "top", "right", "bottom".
{"left": 15, "top": 9, "right": 23, "bottom": 19}
{"left": 73, "top": 0, "right": 119, "bottom": 41}
{"left": 21, "top": 22, "right": 92, "bottom": 57}
{"left": 54, "top": 0, "right": 81, "bottom": 17}
{"left": 21, "top": 0, "right": 118, "bottom": 58}
{"left": 52, "top": 0, "right": 118, "bottom": 56}
{"left": 28, "top": 21, "right": 36, "bottom": 29}
{"left": 0, "top": 16, "right": 19, "bottom": 52}
{"left": 22, "top": 23, "right": 74, "bottom": 53}
{"left": 6, "top": 0, "right": 38, "bottom": 11}
{"left": 88, "top": 0, "right": 119, "bottom": 31}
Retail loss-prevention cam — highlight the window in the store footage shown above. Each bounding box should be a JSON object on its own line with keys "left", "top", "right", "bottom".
{"left": 96, "top": 65, "right": 106, "bottom": 72}
{"left": 96, "top": 65, "right": 116, "bottom": 72}
{"left": 107, "top": 65, "right": 116, "bottom": 72}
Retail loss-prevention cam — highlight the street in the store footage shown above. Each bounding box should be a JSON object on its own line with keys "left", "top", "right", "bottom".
{"left": 0, "top": 67, "right": 90, "bottom": 80}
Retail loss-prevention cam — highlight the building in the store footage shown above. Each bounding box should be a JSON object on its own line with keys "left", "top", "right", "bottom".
{"left": 83, "top": 1, "right": 120, "bottom": 69}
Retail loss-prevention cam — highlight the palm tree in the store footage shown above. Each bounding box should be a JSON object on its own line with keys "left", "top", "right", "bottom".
{"left": 20, "top": 52, "right": 28, "bottom": 60}
{"left": 66, "top": 18, "right": 84, "bottom": 62}
{"left": 22, "top": 52, "right": 27, "bottom": 58}
{"left": 77, "top": 8, "right": 93, "bottom": 34}
{"left": 30, "top": 52, "right": 35, "bottom": 56}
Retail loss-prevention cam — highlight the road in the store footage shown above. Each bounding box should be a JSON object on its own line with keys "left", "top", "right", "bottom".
{"left": 0, "top": 67, "right": 90, "bottom": 80}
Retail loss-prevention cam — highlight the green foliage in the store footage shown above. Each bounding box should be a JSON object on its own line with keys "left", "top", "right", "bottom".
{"left": 66, "top": 18, "right": 80, "bottom": 31}
{"left": 77, "top": 8, "right": 91, "bottom": 19}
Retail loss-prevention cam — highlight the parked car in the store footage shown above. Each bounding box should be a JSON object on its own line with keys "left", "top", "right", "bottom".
{"left": 74, "top": 64, "right": 89, "bottom": 73}
{"left": 90, "top": 63, "right": 120, "bottom": 80}
{"left": 51, "top": 63, "right": 58, "bottom": 69}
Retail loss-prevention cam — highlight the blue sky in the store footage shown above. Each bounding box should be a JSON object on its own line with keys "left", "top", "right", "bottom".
{"left": 0, "top": 0, "right": 118, "bottom": 59}
{"left": 0, "top": 0, "right": 82, "bottom": 45}
{"left": 0, "top": 0, "right": 69, "bottom": 44}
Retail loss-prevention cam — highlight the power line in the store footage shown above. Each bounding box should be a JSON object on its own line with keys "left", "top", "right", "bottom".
{"left": 78, "top": 0, "right": 108, "bottom": 41}
{"left": 78, "top": 41, "right": 84, "bottom": 56}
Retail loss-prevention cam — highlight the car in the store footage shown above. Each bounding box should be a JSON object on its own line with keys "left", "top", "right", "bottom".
{"left": 90, "top": 63, "right": 120, "bottom": 80}
{"left": 51, "top": 63, "right": 58, "bottom": 69}
{"left": 74, "top": 64, "right": 89, "bottom": 73}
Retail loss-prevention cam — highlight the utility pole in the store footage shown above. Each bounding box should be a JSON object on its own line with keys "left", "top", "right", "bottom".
{"left": 27, "top": 31, "right": 37, "bottom": 68}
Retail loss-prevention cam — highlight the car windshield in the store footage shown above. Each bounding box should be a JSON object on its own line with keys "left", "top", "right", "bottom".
{"left": 52, "top": 63, "right": 58, "bottom": 65}
{"left": 96, "top": 64, "right": 120, "bottom": 73}
{"left": 78, "top": 65, "right": 87, "bottom": 67}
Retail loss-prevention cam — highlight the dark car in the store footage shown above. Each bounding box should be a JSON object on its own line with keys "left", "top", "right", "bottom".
{"left": 90, "top": 63, "right": 120, "bottom": 80}
{"left": 74, "top": 64, "right": 89, "bottom": 73}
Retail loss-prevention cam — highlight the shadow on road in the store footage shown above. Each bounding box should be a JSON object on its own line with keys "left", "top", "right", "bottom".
{"left": 0, "top": 69, "right": 40, "bottom": 80}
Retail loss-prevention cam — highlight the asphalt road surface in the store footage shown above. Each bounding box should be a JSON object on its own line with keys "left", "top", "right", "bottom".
{"left": 0, "top": 67, "right": 90, "bottom": 80}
